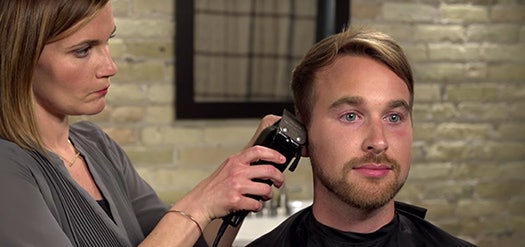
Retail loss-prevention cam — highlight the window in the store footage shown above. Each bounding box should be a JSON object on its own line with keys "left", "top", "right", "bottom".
{"left": 175, "top": 0, "right": 350, "bottom": 119}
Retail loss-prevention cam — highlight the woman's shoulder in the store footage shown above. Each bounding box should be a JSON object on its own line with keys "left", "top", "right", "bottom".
{"left": 0, "top": 138, "right": 31, "bottom": 159}
{"left": 0, "top": 138, "right": 38, "bottom": 174}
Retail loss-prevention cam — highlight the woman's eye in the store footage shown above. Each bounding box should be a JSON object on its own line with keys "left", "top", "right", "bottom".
{"left": 74, "top": 46, "right": 91, "bottom": 58}
{"left": 343, "top": 113, "right": 358, "bottom": 122}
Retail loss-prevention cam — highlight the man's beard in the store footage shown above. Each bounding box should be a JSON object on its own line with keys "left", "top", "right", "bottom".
{"left": 312, "top": 153, "right": 405, "bottom": 211}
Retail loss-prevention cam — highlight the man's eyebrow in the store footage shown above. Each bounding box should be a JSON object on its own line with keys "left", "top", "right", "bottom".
{"left": 389, "top": 99, "right": 412, "bottom": 112}
{"left": 330, "top": 96, "right": 364, "bottom": 109}
{"left": 330, "top": 96, "right": 411, "bottom": 112}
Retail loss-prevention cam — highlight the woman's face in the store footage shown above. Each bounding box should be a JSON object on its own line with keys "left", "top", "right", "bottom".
{"left": 32, "top": 2, "right": 117, "bottom": 119}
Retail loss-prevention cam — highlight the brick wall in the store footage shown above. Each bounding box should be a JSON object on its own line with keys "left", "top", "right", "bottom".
{"left": 74, "top": 0, "right": 525, "bottom": 246}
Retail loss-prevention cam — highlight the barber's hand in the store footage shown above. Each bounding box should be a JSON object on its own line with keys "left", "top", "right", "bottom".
{"left": 245, "top": 114, "right": 281, "bottom": 148}
{"left": 176, "top": 146, "right": 285, "bottom": 227}
{"left": 172, "top": 114, "right": 285, "bottom": 228}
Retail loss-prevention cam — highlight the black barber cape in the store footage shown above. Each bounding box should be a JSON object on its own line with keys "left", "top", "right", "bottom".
{"left": 246, "top": 202, "right": 476, "bottom": 247}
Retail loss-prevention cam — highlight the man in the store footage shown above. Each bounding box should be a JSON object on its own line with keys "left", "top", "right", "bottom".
{"left": 247, "top": 27, "right": 476, "bottom": 246}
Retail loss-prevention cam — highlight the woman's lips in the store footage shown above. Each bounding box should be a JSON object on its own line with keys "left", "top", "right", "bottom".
{"left": 95, "top": 87, "right": 109, "bottom": 96}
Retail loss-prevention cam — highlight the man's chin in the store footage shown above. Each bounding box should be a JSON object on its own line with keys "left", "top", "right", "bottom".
{"left": 338, "top": 179, "right": 404, "bottom": 211}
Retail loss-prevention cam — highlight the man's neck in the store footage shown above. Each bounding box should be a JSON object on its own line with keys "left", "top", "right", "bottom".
{"left": 311, "top": 190, "right": 396, "bottom": 233}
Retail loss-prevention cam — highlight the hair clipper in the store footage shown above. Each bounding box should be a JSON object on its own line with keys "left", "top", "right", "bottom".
{"left": 222, "top": 109, "right": 306, "bottom": 227}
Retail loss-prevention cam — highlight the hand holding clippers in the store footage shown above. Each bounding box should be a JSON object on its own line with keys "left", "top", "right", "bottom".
{"left": 222, "top": 109, "right": 307, "bottom": 227}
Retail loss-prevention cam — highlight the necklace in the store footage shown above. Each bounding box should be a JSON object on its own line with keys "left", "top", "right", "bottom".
{"left": 56, "top": 139, "right": 81, "bottom": 167}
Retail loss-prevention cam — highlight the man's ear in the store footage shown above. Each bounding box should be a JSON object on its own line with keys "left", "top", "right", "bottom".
{"left": 301, "top": 145, "right": 309, "bottom": 157}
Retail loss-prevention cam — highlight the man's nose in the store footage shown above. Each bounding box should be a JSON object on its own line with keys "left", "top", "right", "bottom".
{"left": 361, "top": 119, "right": 388, "bottom": 155}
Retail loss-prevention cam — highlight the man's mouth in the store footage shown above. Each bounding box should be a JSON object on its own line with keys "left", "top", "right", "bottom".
{"left": 352, "top": 164, "right": 392, "bottom": 178}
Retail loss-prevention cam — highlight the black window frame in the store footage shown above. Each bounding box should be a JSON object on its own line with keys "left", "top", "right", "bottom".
{"left": 175, "top": 0, "right": 350, "bottom": 119}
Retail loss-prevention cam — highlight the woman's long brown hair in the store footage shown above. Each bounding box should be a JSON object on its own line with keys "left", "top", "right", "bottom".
{"left": 0, "top": 0, "right": 108, "bottom": 151}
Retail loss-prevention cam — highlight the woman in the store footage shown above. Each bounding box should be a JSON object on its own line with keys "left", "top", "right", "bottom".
{"left": 0, "top": 0, "right": 285, "bottom": 246}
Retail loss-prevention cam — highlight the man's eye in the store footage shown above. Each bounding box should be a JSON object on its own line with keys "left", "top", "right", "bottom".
{"left": 387, "top": 114, "right": 401, "bottom": 123}
{"left": 344, "top": 113, "right": 357, "bottom": 122}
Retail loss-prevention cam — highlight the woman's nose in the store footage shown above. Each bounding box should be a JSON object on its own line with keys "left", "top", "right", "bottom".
{"left": 97, "top": 46, "right": 118, "bottom": 78}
